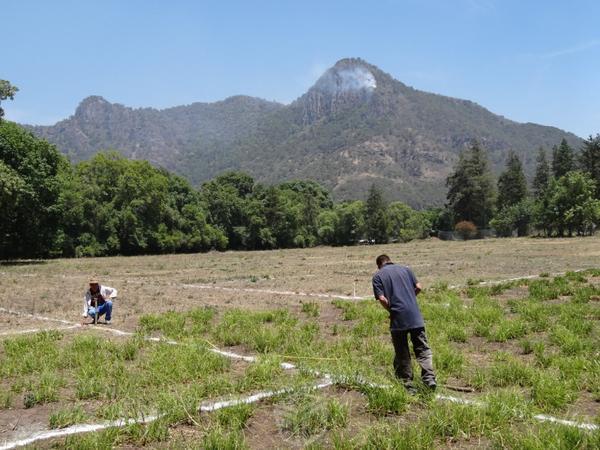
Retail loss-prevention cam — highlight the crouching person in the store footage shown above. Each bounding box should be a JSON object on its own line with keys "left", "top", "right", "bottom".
{"left": 82, "top": 277, "right": 117, "bottom": 324}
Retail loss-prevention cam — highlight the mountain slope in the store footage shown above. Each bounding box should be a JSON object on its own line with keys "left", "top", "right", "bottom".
{"left": 27, "top": 58, "right": 582, "bottom": 207}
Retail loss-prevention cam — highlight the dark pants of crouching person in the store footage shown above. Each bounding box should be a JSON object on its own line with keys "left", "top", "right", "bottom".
{"left": 391, "top": 327, "right": 435, "bottom": 386}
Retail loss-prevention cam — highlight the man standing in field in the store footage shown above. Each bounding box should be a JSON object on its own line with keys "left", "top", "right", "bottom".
{"left": 372, "top": 254, "right": 436, "bottom": 392}
{"left": 82, "top": 277, "right": 117, "bottom": 324}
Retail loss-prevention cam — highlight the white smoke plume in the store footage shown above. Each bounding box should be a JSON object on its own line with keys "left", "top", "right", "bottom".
{"left": 316, "top": 66, "right": 377, "bottom": 93}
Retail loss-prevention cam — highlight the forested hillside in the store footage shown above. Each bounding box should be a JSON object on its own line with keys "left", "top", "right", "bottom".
{"left": 2, "top": 120, "right": 598, "bottom": 259}
{"left": 28, "top": 59, "right": 582, "bottom": 207}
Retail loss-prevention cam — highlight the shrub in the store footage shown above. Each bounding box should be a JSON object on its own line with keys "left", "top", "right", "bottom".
{"left": 454, "top": 221, "right": 478, "bottom": 239}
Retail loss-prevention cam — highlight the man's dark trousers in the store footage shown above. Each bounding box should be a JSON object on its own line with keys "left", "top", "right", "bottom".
{"left": 391, "top": 327, "right": 435, "bottom": 386}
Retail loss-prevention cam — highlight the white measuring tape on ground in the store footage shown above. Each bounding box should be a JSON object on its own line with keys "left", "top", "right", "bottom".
{"left": 447, "top": 268, "right": 590, "bottom": 290}
{"left": 181, "top": 283, "right": 364, "bottom": 300}
{"left": 0, "top": 307, "right": 78, "bottom": 325}
{"left": 0, "top": 380, "right": 334, "bottom": 450}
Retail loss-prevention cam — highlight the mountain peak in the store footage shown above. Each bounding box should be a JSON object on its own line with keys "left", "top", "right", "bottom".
{"left": 75, "top": 96, "right": 116, "bottom": 121}
{"left": 296, "top": 58, "right": 379, "bottom": 125}
{"left": 78, "top": 95, "right": 110, "bottom": 107}
{"left": 314, "top": 58, "right": 377, "bottom": 94}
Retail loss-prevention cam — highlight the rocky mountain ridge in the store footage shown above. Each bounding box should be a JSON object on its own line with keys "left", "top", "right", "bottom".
{"left": 27, "top": 58, "right": 582, "bottom": 207}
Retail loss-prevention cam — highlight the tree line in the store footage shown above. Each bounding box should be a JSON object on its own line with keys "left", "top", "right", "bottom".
{"left": 444, "top": 137, "right": 600, "bottom": 237}
{"left": 1, "top": 101, "right": 598, "bottom": 259}
{"left": 0, "top": 121, "right": 434, "bottom": 259}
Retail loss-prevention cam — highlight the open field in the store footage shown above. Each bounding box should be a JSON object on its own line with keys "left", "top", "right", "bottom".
{"left": 0, "top": 236, "right": 599, "bottom": 448}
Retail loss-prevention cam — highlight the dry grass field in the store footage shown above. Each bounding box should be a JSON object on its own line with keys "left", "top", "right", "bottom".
{"left": 0, "top": 236, "right": 599, "bottom": 449}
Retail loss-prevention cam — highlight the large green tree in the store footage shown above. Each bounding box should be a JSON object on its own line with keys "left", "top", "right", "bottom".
{"left": 578, "top": 134, "right": 600, "bottom": 199}
{"left": 333, "top": 201, "right": 365, "bottom": 245}
{"left": 70, "top": 151, "right": 225, "bottom": 256}
{"left": 534, "top": 171, "right": 600, "bottom": 236}
{"left": 0, "top": 80, "right": 18, "bottom": 120}
{"left": 201, "top": 172, "right": 258, "bottom": 249}
{"left": 551, "top": 138, "right": 575, "bottom": 178}
{"left": 532, "top": 147, "right": 550, "bottom": 200}
{"left": 497, "top": 151, "right": 527, "bottom": 210}
{"left": 387, "top": 201, "right": 431, "bottom": 242}
{"left": 446, "top": 143, "right": 496, "bottom": 228}
{"left": 365, "top": 184, "right": 389, "bottom": 243}
{"left": 0, "top": 122, "right": 68, "bottom": 258}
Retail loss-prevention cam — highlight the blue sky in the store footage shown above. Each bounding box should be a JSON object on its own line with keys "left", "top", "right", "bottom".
{"left": 3, "top": 0, "right": 599, "bottom": 137}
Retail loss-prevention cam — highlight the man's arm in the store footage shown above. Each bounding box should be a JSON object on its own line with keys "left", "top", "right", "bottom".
{"left": 372, "top": 274, "right": 389, "bottom": 311}
{"left": 408, "top": 268, "right": 422, "bottom": 296}
{"left": 377, "top": 294, "right": 390, "bottom": 311}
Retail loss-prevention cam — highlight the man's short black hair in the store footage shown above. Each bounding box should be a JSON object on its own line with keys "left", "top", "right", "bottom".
{"left": 376, "top": 254, "right": 391, "bottom": 268}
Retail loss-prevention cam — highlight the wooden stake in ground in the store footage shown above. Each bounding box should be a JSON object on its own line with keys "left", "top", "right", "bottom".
{"left": 93, "top": 297, "right": 98, "bottom": 325}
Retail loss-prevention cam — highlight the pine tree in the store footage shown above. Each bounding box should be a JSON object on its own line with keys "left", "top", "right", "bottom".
{"left": 532, "top": 147, "right": 550, "bottom": 199}
{"left": 497, "top": 151, "right": 527, "bottom": 210}
{"left": 551, "top": 138, "right": 575, "bottom": 178}
{"left": 365, "top": 183, "right": 389, "bottom": 243}
{"left": 446, "top": 142, "right": 496, "bottom": 228}
{"left": 578, "top": 134, "right": 600, "bottom": 199}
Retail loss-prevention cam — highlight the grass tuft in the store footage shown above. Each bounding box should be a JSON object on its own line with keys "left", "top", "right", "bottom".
{"left": 282, "top": 395, "right": 348, "bottom": 436}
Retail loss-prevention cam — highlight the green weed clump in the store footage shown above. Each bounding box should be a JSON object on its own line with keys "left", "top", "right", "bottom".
{"left": 571, "top": 284, "right": 600, "bottom": 304}
{"left": 301, "top": 301, "right": 320, "bottom": 317}
{"left": 23, "top": 371, "right": 64, "bottom": 407}
{"left": 332, "top": 299, "right": 361, "bottom": 321}
{"left": 360, "top": 421, "right": 434, "bottom": 450}
{"left": 202, "top": 427, "right": 248, "bottom": 450}
{"left": 483, "top": 389, "right": 532, "bottom": 425}
{"left": 237, "top": 356, "right": 284, "bottom": 391}
{"left": 488, "top": 319, "right": 528, "bottom": 342}
{"left": 215, "top": 403, "right": 254, "bottom": 429}
{"left": 142, "top": 342, "right": 230, "bottom": 385}
{"left": 139, "top": 311, "right": 187, "bottom": 338}
{"left": 493, "top": 423, "right": 600, "bottom": 449}
{"left": 532, "top": 341, "right": 553, "bottom": 368}
{"left": 483, "top": 355, "right": 535, "bottom": 388}
{"left": 424, "top": 401, "right": 483, "bottom": 440}
{"left": 433, "top": 341, "right": 464, "bottom": 379}
{"left": 550, "top": 325, "right": 586, "bottom": 355}
{"left": 531, "top": 372, "right": 578, "bottom": 411}
{"left": 528, "top": 277, "right": 573, "bottom": 301}
{"left": 557, "top": 304, "right": 594, "bottom": 336}
{"left": 519, "top": 338, "right": 534, "bottom": 355}
{"left": 213, "top": 308, "right": 301, "bottom": 352}
{"left": 63, "top": 427, "right": 120, "bottom": 449}
{"left": 138, "top": 307, "right": 215, "bottom": 339}
{"left": 0, "top": 388, "right": 11, "bottom": 409}
{"left": 49, "top": 405, "right": 88, "bottom": 428}
{"left": 470, "top": 297, "right": 503, "bottom": 338}
{"left": 444, "top": 324, "right": 468, "bottom": 342}
{"left": 362, "top": 383, "right": 410, "bottom": 416}
{"left": 1, "top": 330, "right": 62, "bottom": 377}
{"left": 282, "top": 395, "right": 348, "bottom": 436}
